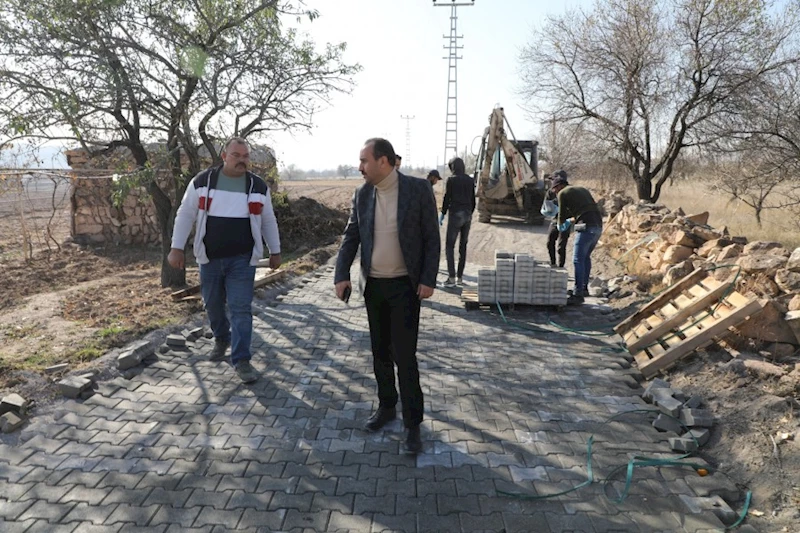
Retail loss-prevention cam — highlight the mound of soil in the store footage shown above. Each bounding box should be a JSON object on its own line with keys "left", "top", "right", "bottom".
{"left": 273, "top": 195, "right": 348, "bottom": 257}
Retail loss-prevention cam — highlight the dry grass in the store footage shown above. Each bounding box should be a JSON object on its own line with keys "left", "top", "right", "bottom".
{"left": 592, "top": 177, "right": 800, "bottom": 250}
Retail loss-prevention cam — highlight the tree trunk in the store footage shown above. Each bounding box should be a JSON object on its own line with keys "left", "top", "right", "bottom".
{"left": 635, "top": 177, "right": 653, "bottom": 202}
{"left": 158, "top": 202, "right": 186, "bottom": 288}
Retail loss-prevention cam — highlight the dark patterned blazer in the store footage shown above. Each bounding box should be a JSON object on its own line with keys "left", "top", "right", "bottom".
{"left": 334, "top": 172, "right": 441, "bottom": 294}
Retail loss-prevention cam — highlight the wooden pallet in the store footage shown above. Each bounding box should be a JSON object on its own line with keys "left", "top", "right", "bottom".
{"left": 614, "top": 268, "right": 762, "bottom": 378}
{"left": 461, "top": 288, "right": 565, "bottom": 311}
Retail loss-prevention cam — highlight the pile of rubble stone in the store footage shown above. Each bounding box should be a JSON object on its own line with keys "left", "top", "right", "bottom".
{"left": 600, "top": 192, "right": 800, "bottom": 355}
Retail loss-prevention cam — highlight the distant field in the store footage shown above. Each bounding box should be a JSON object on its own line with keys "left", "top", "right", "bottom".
{"left": 586, "top": 176, "right": 800, "bottom": 250}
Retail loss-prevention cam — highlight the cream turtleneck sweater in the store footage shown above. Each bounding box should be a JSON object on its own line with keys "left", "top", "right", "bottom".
{"left": 370, "top": 170, "right": 408, "bottom": 278}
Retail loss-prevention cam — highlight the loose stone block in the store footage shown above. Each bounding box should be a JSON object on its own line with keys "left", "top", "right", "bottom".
{"left": 187, "top": 327, "right": 205, "bottom": 341}
{"left": 679, "top": 495, "right": 738, "bottom": 525}
{"left": 128, "top": 340, "right": 152, "bottom": 358}
{"left": 0, "top": 412, "right": 24, "bottom": 433}
{"left": 680, "top": 409, "right": 714, "bottom": 428}
{"left": 117, "top": 350, "right": 141, "bottom": 371}
{"left": 0, "top": 393, "right": 29, "bottom": 416}
{"left": 682, "top": 428, "right": 710, "bottom": 447}
{"left": 166, "top": 334, "right": 186, "bottom": 347}
{"left": 683, "top": 396, "right": 703, "bottom": 409}
{"left": 653, "top": 413, "right": 684, "bottom": 434}
{"left": 655, "top": 395, "right": 683, "bottom": 418}
{"left": 668, "top": 436, "right": 698, "bottom": 452}
{"left": 58, "top": 377, "right": 92, "bottom": 399}
{"left": 642, "top": 379, "right": 671, "bottom": 403}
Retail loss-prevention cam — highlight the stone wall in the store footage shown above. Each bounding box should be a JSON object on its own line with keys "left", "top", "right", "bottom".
{"left": 67, "top": 149, "right": 162, "bottom": 245}
{"left": 66, "top": 144, "right": 277, "bottom": 246}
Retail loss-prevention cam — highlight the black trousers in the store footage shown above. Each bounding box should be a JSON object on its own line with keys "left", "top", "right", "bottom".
{"left": 547, "top": 222, "right": 569, "bottom": 267}
{"left": 364, "top": 276, "right": 423, "bottom": 428}
{"left": 446, "top": 210, "right": 472, "bottom": 278}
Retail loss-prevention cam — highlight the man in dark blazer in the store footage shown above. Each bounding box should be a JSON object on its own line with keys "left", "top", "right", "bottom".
{"left": 334, "top": 138, "right": 440, "bottom": 455}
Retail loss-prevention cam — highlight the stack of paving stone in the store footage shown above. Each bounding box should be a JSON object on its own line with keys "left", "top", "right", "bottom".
{"left": 643, "top": 378, "right": 714, "bottom": 452}
{"left": 513, "top": 253, "right": 535, "bottom": 304}
{"left": 477, "top": 250, "right": 569, "bottom": 306}
{"left": 529, "top": 264, "right": 569, "bottom": 306}
{"left": 495, "top": 252, "right": 515, "bottom": 304}
{"left": 477, "top": 268, "right": 496, "bottom": 303}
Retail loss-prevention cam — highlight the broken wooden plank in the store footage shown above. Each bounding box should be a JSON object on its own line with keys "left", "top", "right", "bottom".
{"left": 254, "top": 269, "right": 286, "bottom": 289}
{"left": 614, "top": 268, "right": 707, "bottom": 335}
{"left": 170, "top": 285, "right": 201, "bottom": 301}
{"left": 171, "top": 267, "right": 285, "bottom": 301}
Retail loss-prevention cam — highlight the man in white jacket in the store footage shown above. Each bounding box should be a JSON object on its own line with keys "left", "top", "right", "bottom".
{"left": 168, "top": 137, "right": 281, "bottom": 383}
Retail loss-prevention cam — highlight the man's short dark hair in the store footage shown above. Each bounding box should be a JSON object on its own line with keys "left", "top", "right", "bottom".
{"left": 223, "top": 136, "right": 250, "bottom": 151}
{"left": 365, "top": 138, "right": 396, "bottom": 167}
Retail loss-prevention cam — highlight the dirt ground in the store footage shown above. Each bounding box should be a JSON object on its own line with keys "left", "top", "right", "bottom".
{"left": 1, "top": 177, "right": 798, "bottom": 531}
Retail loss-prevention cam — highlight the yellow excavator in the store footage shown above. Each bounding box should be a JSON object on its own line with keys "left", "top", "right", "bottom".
{"left": 472, "top": 106, "right": 546, "bottom": 224}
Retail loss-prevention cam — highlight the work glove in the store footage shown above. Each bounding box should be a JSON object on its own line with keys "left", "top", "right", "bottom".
{"left": 438, "top": 213, "right": 444, "bottom": 226}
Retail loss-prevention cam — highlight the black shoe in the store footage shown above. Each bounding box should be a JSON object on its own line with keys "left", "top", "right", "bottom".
{"left": 405, "top": 425, "right": 422, "bottom": 455}
{"left": 567, "top": 294, "right": 585, "bottom": 305}
{"left": 364, "top": 407, "right": 396, "bottom": 432}
{"left": 209, "top": 340, "right": 230, "bottom": 361}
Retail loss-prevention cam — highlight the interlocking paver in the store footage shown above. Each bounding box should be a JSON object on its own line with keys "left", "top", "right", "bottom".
{"left": 0, "top": 264, "right": 740, "bottom": 532}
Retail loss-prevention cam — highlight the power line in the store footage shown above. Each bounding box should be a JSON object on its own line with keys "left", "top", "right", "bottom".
{"left": 434, "top": 0, "right": 474, "bottom": 169}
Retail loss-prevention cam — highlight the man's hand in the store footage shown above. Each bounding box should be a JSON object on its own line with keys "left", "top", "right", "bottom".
{"left": 335, "top": 280, "right": 352, "bottom": 301}
{"left": 269, "top": 253, "right": 282, "bottom": 270}
{"left": 417, "top": 284, "right": 434, "bottom": 300}
{"left": 167, "top": 248, "right": 185, "bottom": 270}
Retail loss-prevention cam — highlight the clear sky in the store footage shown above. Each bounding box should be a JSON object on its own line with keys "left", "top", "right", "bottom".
{"left": 270, "top": 0, "right": 592, "bottom": 172}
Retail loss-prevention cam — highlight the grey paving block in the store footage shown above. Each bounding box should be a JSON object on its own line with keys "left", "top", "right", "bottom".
{"left": 149, "top": 506, "right": 202, "bottom": 527}
{"left": 1, "top": 412, "right": 25, "bottom": 433}
{"left": 679, "top": 494, "right": 738, "bottom": 525}
{"left": 59, "top": 377, "right": 93, "bottom": 399}
{"left": 652, "top": 413, "right": 684, "bottom": 434}
{"left": 682, "top": 428, "right": 711, "bottom": 447}
{"left": 193, "top": 506, "right": 243, "bottom": 527}
{"left": 166, "top": 334, "right": 187, "bottom": 347}
{"left": 654, "top": 394, "right": 683, "bottom": 417}
{"left": 0, "top": 393, "right": 29, "bottom": 416}
{"left": 237, "top": 508, "right": 287, "bottom": 530}
{"left": 106, "top": 503, "right": 160, "bottom": 526}
{"left": 0, "top": 500, "right": 34, "bottom": 520}
{"left": 680, "top": 409, "right": 714, "bottom": 428}
{"left": 18, "top": 500, "right": 75, "bottom": 522}
{"left": 61, "top": 502, "right": 118, "bottom": 525}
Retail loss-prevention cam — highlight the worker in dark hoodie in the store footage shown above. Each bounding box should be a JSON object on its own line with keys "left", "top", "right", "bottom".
{"left": 439, "top": 157, "right": 476, "bottom": 287}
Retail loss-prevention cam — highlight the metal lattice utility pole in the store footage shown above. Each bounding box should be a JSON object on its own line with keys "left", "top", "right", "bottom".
{"left": 434, "top": 0, "right": 474, "bottom": 170}
{"left": 400, "top": 115, "right": 415, "bottom": 168}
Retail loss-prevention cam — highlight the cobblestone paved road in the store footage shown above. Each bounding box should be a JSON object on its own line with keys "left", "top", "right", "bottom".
{"left": 0, "top": 262, "right": 740, "bottom": 532}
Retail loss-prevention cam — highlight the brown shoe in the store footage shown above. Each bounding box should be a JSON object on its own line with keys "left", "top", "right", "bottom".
{"left": 363, "top": 407, "right": 396, "bottom": 432}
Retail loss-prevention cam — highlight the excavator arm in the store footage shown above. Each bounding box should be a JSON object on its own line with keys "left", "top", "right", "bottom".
{"left": 476, "top": 107, "right": 538, "bottom": 210}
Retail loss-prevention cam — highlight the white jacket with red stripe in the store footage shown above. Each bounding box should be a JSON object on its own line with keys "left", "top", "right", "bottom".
{"left": 170, "top": 166, "right": 281, "bottom": 265}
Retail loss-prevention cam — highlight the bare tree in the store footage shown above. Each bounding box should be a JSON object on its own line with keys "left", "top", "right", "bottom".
{"left": 0, "top": 0, "right": 359, "bottom": 287}
{"left": 519, "top": 0, "right": 799, "bottom": 202}
{"left": 711, "top": 159, "right": 800, "bottom": 227}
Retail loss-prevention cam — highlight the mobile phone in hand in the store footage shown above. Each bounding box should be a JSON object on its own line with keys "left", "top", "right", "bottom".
{"left": 343, "top": 286, "right": 351, "bottom": 304}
